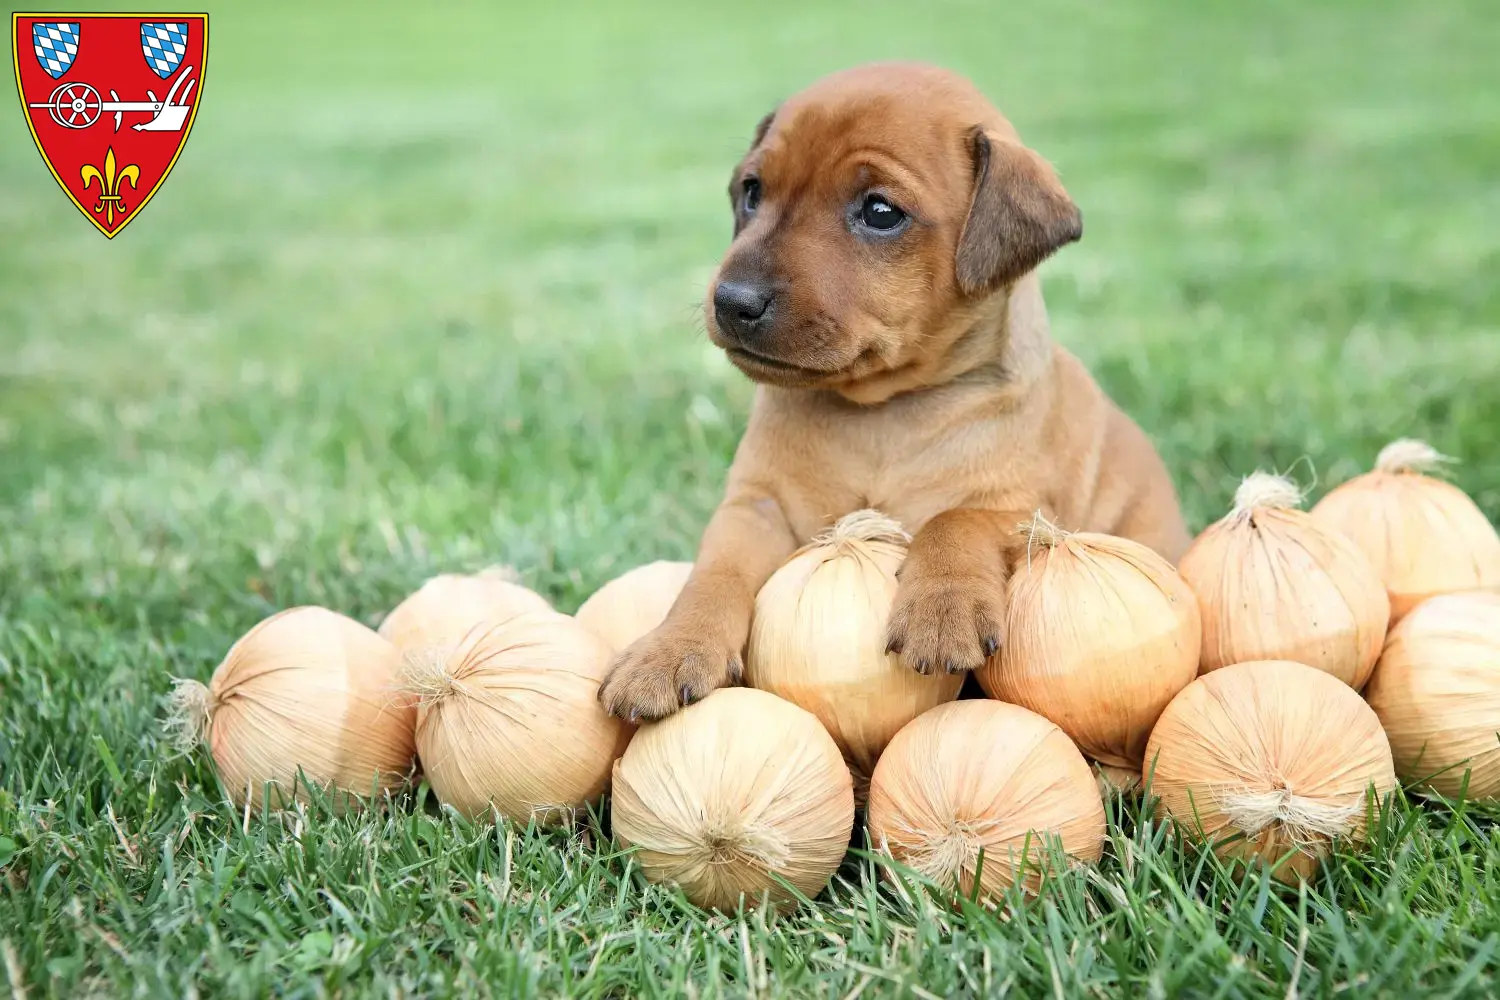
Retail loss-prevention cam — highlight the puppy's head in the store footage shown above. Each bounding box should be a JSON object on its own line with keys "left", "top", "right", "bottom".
{"left": 707, "top": 63, "right": 1080, "bottom": 400}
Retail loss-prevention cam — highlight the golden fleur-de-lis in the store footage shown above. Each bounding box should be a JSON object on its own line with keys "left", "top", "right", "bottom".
{"left": 80, "top": 147, "right": 141, "bottom": 227}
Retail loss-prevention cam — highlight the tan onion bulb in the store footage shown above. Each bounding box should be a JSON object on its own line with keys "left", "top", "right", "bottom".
{"left": 747, "top": 510, "right": 962, "bottom": 790}
{"left": 1094, "top": 763, "right": 1143, "bottom": 796}
{"left": 575, "top": 560, "right": 693, "bottom": 652}
{"left": 1364, "top": 591, "right": 1500, "bottom": 799}
{"left": 379, "top": 568, "right": 552, "bottom": 654}
{"left": 610, "top": 687, "right": 855, "bottom": 912}
{"left": 866, "top": 700, "right": 1106, "bottom": 901}
{"left": 1145, "top": 659, "right": 1396, "bottom": 882}
{"left": 169, "top": 606, "right": 416, "bottom": 809}
{"left": 975, "top": 514, "right": 1200, "bottom": 769}
{"left": 1179, "top": 473, "right": 1390, "bottom": 687}
{"left": 1311, "top": 440, "right": 1500, "bottom": 623}
{"left": 405, "top": 611, "right": 628, "bottom": 823}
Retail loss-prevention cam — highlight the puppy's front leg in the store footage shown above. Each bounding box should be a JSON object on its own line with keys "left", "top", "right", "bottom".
{"left": 885, "top": 507, "right": 1032, "bottom": 675}
{"left": 598, "top": 492, "right": 797, "bottom": 721}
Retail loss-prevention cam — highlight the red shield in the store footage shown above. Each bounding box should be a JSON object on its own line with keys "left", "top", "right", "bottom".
{"left": 12, "top": 13, "right": 207, "bottom": 238}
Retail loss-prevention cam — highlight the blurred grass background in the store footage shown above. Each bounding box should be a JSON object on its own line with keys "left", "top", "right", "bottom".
{"left": 2, "top": 0, "right": 1500, "bottom": 995}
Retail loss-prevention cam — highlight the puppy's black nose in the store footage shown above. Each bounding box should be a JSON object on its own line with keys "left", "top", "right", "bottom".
{"left": 714, "top": 279, "right": 775, "bottom": 339}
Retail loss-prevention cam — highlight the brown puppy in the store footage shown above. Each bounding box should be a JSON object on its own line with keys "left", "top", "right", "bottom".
{"left": 598, "top": 62, "right": 1189, "bottom": 721}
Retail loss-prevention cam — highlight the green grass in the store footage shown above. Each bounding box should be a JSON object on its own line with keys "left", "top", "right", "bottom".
{"left": 3, "top": 0, "right": 1500, "bottom": 994}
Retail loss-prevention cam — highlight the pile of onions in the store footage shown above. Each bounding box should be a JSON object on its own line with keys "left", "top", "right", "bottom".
{"left": 746, "top": 510, "right": 962, "bottom": 790}
{"left": 1311, "top": 440, "right": 1500, "bottom": 622}
{"left": 610, "top": 687, "right": 855, "bottom": 911}
{"left": 379, "top": 568, "right": 552, "bottom": 654}
{"left": 1365, "top": 591, "right": 1500, "bottom": 799}
{"left": 1145, "top": 659, "right": 1396, "bottom": 881}
{"left": 404, "top": 611, "right": 628, "bottom": 823}
{"left": 1179, "top": 473, "right": 1390, "bottom": 687}
{"left": 170, "top": 606, "right": 416, "bottom": 809}
{"left": 575, "top": 560, "right": 693, "bottom": 652}
{"left": 975, "top": 515, "right": 1199, "bottom": 774}
{"left": 866, "top": 700, "right": 1105, "bottom": 901}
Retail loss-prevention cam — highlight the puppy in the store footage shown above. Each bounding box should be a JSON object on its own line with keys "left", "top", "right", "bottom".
{"left": 598, "top": 62, "right": 1189, "bottom": 721}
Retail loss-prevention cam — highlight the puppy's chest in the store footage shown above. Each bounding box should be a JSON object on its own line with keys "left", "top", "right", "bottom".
{"left": 779, "top": 408, "right": 1009, "bottom": 538}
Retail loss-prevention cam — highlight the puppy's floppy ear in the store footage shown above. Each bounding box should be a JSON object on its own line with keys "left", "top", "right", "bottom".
{"left": 747, "top": 109, "right": 776, "bottom": 150}
{"left": 728, "top": 109, "right": 776, "bottom": 235}
{"left": 955, "top": 128, "right": 1082, "bottom": 295}
{"left": 727, "top": 110, "right": 776, "bottom": 198}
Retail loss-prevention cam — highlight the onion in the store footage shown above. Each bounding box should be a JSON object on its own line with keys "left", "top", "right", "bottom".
{"left": 404, "top": 611, "right": 628, "bottom": 823}
{"left": 1094, "top": 763, "right": 1143, "bottom": 796}
{"left": 1179, "top": 473, "right": 1390, "bottom": 687}
{"left": 866, "top": 700, "right": 1105, "bottom": 901}
{"left": 575, "top": 560, "right": 693, "bottom": 652}
{"left": 1311, "top": 440, "right": 1500, "bottom": 623}
{"left": 975, "top": 514, "right": 1199, "bottom": 769}
{"left": 1145, "top": 659, "right": 1396, "bottom": 882}
{"left": 610, "top": 687, "right": 854, "bottom": 912}
{"left": 169, "top": 606, "right": 416, "bottom": 809}
{"left": 747, "top": 510, "right": 962, "bottom": 790}
{"left": 1364, "top": 591, "right": 1500, "bottom": 799}
{"left": 379, "top": 568, "right": 552, "bottom": 654}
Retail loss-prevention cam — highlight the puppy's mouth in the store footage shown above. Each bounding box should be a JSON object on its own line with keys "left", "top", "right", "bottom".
{"left": 723, "top": 345, "right": 840, "bottom": 384}
{"left": 725, "top": 346, "right": 822, "bottom": 373}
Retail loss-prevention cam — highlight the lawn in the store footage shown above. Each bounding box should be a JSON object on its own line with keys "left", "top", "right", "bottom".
{"left": 3, "top": 0, "right": 1500, "bottom": 995}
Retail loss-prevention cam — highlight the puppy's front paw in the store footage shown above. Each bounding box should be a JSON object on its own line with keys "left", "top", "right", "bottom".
{"left": 885, "top": 571, "right": 1004, "bottom": 675}
{"left": 597, "top": 625, "right": 743, "bottom": 722}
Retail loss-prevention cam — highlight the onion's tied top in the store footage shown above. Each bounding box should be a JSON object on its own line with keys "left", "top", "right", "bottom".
{"left": 1229, "top": 472, "right": 1305, "bottom": 519}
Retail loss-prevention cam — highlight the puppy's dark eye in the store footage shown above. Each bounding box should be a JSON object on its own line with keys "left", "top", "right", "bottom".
{"left": 860, "top": 195, "right": 906, "bottom": 232}
{"left": 741, "top": 177, "right": 761, "bottom": 215}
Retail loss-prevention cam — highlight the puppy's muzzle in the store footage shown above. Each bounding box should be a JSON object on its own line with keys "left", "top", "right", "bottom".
{"left": 713, "top": 279, "right": 776, "bottom": 342}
